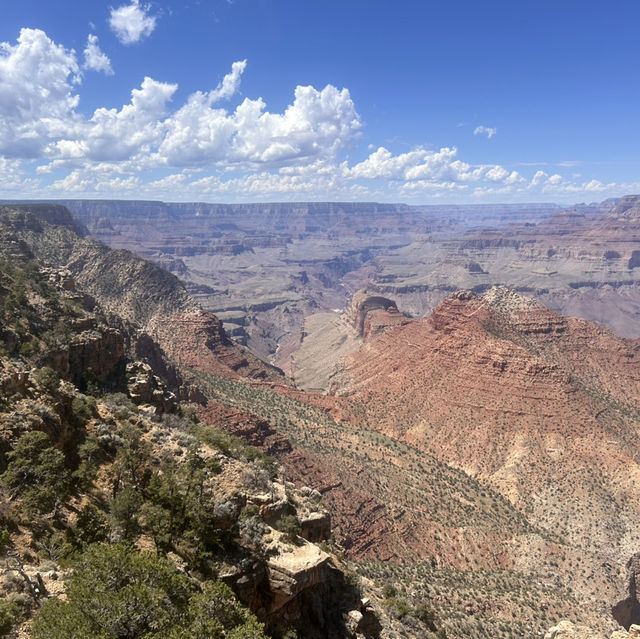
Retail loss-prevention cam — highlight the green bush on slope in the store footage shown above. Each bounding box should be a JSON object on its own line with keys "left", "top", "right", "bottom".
{"left": 31, "top": 544, "right": 267, "bottom": 639}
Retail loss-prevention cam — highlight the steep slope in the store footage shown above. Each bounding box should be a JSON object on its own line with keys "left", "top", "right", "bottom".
{"left": 2, "top": 203, "right": 632, "bottom": 637}
{"left": 0, "top": 205, "right": 280, "bottom": 382}
{"left": 0, "top": 214, "right": 396, "bottom": 639}
{"left": 187, "top": 370, "right": 626, "bottom": 637}
{"left": 330, "top": 288, "right": 640, "bottom": 564}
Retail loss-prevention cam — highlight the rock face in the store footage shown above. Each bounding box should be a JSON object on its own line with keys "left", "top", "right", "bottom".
{"left": 346, "top": 290, "right": 405, "bottom": 339}
{"left": 37, "top": 195, "right": 640, "bottom": 368}
{"left": 299, "top": 511, "right": 331, "bottom": 543}
{"left": 330, "top": 287, "right": 640, "bottom": 586}
{"left": 290, "top": 291, "right": 411, "bottom": 392}
{"left": 126, "top": 361, "right": 176, "bottom": 414}
{"left": 613, "top": 554, "right": 640, "bottom": 630}
{"left": 369, "top": 196, "right": 640, "bottom": 339}
{"left": 265, "top": 534, "right": 331, "bottom": 614}
{"left": 46, "top": 198, "right": 562, "bottom": 364}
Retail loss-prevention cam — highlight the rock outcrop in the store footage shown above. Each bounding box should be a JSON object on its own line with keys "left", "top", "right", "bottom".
{"left": 0, "top": 205, "right": 282, "bottom": 384}
{"left": 346, "top": 290, "right": 405, "bottom": 339}
{"left": 126, "top": 361, "right": 176, "bottom": 414}
{"left": 613, "top": 554, "right": 640, "bottom": 630}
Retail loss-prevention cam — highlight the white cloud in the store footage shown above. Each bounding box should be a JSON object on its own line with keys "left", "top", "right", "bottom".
{"left": 158, "top": 83, "right": 361, "bottom": 167}
{"left": 109, "top": 0, "right": 157, "bottom": 45}
{"left": 530, "top": 170, "right": 549, "bottom": 187}
{"left": 3, "top": 39, "right": 358, "bottom": 175}
{"left": 209, "top": 59, "right": 247, "bottom": 103}
{"left": 485, "top": 165, "right": 508, "bottom": 182}
{"left": 345, "top": 147, "right": 437, "bottom": 180}
{"left": 345, "top": 146, "right": 516, "bottom": 187}
{"left": 45, "top": 76, "right": 177, "bottom": 166}
{"left": 526, "top": 172, "right": 612, "bottom": 194}
{"left": 0, "top": 28, "right": 632, "bottom": 204}
{"left": 0, "top": 29, "right": 80, "bottom": 158}
{"left": 485, "top": 166, "right": 525, "bottom": 185}
{"left": 0, "top": 41, "right": 359, "bottom": 175}
{"left": 474, "top": 125, "right": 497, "bottom": 139}
{"left": 50, "top": 168, "right": 141, "bottom": 194}
{"left": 83, "top": 34, "right": 113, "bottom": 75}
{"left": 0, "top": 157, "right": 31, "bottom": 190}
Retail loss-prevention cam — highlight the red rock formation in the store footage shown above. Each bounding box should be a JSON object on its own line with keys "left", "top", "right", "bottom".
{"left": 330, "top": 287, "right": 640, "bottom": 558}
{"left": 346, "top": 290, "right": 407, "bottom": 338}
{"left": 155, "top": 309, "right": 280, "bottom": 380}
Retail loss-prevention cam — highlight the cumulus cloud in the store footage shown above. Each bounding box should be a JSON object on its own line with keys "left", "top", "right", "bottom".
{"left": 83, "top": 34, "right": 113, "bottom": 75}
{"left": 0, "top": 28, "right": 80, "bottom": 158}
{"left": 37, "top": 75, "right": 360, "bottom": 171}
{"left": 0, "top": 157, "right": 31, "bottom": 190}
{"left": 530, "top": 170, "right": 549, "bottom": 187}
{"left": 209, "top": 59, "right": 247, "bottom": 103}
{"left": 0, "top": 28, "right": 629, "bottom": 204}
{"left": 158, "top": 83, "right": 360, "bottom": 167}
{"left": 345, "top": 146, "right": 516, "bottom": 187}
{"left": 474, "top": 125, "right": 497, "bottom": 139}
{"left": 0, "top": 36, "right": 358, "bottom": 173}
{"left": 64, "top": 76, "right": 177, "bottom": 163}
{"left": 525, "top": 171, "right": 612, "bottom": 194}
{"left": 50, "top": 169, "right": 141, "bottom": 194}
{"left": 109, "top": 0, "right": 157, "bottom": 45}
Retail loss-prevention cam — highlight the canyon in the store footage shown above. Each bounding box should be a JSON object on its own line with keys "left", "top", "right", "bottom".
{"left": 20, "top": 196, "right": 640, "bottom": 372}
{"left": 2, "top": 199, "right": 640, "bottom": 637}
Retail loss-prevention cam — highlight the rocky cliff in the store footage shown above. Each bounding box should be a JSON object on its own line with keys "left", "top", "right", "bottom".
{"left": 3, "top": 202, "right": 638, "bottom": 637}
{"left": 34, "top": 198, "right": 561, "bottom": 363}
{"left": 0, "top": 205, "right": 280, "bottom": 383}
{"left": 346, "top": 289, "right": 410, "bottom": 340}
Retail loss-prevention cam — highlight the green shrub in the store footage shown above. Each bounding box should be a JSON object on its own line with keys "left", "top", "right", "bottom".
{"left": 33, "top": 366, "right": 60, "bottom": 392}
{"left": 19, "top": 341, "right": 36, "bottom": 357}
{"left": 73, "top": 504, "right": 108, "bottom": 546}
{"left": 0, "top": 526, "right": 10, "bottom": 552}
{"left": 385, "top": 596, "right": 411, "bottom": 619}
{"left": 276, "top": 514, "right": 301, "bottom": 542}
{"left": 414, "top": 601, "right": 438, "bottom": 631}
{"left": 71, "top": 396, "right": 93, "bottom": 427}
{"left": 109, "top": 486, "right": 142, "bottom": 541}
{"left": 31, "top": 544, "right": 267, "bottom": 639}
{"left": 0, "top": 600, "right": 19, "bottom": 636}
{"left": 382, "top": 583, "right": 397, "bottom": 599}
{"left": 1, "top": 431, "right": 70, "bottom": 515}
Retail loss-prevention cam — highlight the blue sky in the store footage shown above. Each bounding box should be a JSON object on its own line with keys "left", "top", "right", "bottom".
{"left": 1, "top": 0, "right": 639, "bottom": 204}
